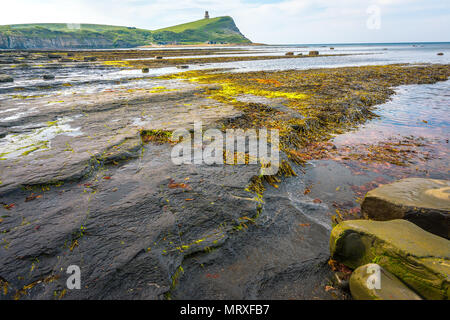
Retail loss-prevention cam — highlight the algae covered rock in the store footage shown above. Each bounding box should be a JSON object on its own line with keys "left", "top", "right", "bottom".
{"left": 350, "top": 263, "right": 422, "bottom": 300}
{"left": 0, "top": 74, "right": 13, "bottom": 82}
{"left": 330, "top": 219, "right": 450, "bottom": 300}
{"left": 361, "top": 178, "right": 450, "bottom": 239}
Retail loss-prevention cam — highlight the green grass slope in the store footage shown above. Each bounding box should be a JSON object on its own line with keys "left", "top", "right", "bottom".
{"left": 156, "top": 17, "right": 225, "bottom": 33}
{"left": 0, "top": 16, "right": 251, "bottom": 49}
{"left": 153, "top": 16, "right": 251, "bottom": 44}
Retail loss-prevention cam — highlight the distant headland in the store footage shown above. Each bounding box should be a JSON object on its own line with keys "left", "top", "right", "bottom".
{"left": 0, "top": 13, "right": 251, "bottom": 49}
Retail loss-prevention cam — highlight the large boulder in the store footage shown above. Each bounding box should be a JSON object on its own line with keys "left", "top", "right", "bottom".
{"left": 330, "top": 219, "right": 450, "bottom": 300}
{"left": 48, "top": 53, "right": 62, "bottom": 59}
{"left": 350, "top": 263, "right": 422, "bottom": 300}
{"left": 361, "top": 178, "right": 450, "bottom": 239}
{"left": 0, "top": 74, "right": 14, "bottom": 83}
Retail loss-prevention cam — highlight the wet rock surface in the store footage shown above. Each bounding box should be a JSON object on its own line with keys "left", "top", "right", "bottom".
{"left": 0, "top": 63, "right": 338, "bottom": 299}
{"left": 171, "top": 172, "right": 344, "bottom": 299}
{"left": 361, "top": 178, "right": 450, "bottom": 239}
{"left": 0, "top": 145, "right": 254, "bottom": 299}
{"left": 330, "top": 219, "right": 450, "bottom": 300}
{"left": 349, "top": 263, "right": 422, "bottom": 300}
{"left": 0, "top": 140, "right": 341, "bottom": 300}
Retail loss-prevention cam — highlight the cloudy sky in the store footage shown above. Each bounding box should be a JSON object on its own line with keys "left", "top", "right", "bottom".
{"left": 1, "top": 0, "right": 449, "bottom": 44}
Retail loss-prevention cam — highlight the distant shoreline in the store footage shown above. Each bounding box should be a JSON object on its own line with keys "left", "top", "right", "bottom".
{"left": 139, "top": 42, "right": 266, "bottom": 48}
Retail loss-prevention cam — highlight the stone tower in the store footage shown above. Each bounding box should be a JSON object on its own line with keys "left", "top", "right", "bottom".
{"left": 204, "top": 11, "right": 210, "bottom": 19}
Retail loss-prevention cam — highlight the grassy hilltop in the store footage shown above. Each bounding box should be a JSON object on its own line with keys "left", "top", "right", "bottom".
{"left": 0, "top": 16, "right": 251, "bottom": 49}
{"left": 154, "top": 16, "right": 250, "bottom": 44}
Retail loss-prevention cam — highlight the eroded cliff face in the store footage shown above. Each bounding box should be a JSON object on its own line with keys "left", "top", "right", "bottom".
{"left": 0, "top": 16, "right": 251, "bottom": 49}
{"left": 0, "top": 34, "right": 115, "bottom": 49}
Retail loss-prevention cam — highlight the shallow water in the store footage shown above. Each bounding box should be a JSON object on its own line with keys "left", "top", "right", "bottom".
{"left": 0, "top": 115, "right": 83, "bottom": 158}
{"left": 285, "top": 79, "right": 450, "bottom": 226}
{"left": 334, "top": 80, "right": 450, "bottom": 145}
{"left": 1, "top": 43, "right": 449, "bottom": 96}
{"left": 153, "top": 42, "right": 450, "bottom": 72}
{"left": 332, "top": 79, "right": 450, "bottom": 182}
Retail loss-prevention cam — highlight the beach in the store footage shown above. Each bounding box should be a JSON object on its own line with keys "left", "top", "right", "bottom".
{"left": 0, "top": 43, "right": 449, "bottom": 299}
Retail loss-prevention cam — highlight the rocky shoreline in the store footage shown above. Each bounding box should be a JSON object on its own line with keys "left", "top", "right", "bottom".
{"left": 331, "top": 180, "right": 449, "bottom": 300}
{"left": 0, "top": 50, "right": 449, "bottom": 299}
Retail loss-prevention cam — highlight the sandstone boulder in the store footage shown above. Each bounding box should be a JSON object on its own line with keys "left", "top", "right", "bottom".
{"left": 330, "top": 219, "right": 450, "bottom": 299}
{"left": 285, "top": 52, "right": 294, "bottom": 56}
{"left": 350, "top": 263, "right": 422, "bottom": 300}
{"left": 309, "top": 51, "right": 319, "bottom": 56}
{"left": 361, "top": 178, "right": 450, "bottom": 239}
{"left": 48, "top": 53, "right": 62, "bottom": 59}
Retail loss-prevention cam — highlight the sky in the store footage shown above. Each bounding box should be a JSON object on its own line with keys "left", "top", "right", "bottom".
{"left": 1, "top": 0, "right": 449, "bottom": 44}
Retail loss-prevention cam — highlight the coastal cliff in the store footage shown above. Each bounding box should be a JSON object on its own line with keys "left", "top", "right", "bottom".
{"left": 0, "top": 33, "right": 114, "bottom": 49}
{"left": 0, "top": 16, "right": 251, "bottom": 49}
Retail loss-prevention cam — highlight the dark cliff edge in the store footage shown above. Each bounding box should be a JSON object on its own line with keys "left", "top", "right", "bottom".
{"left": 0, "top": 33, "right": 115, "bottom": 50}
